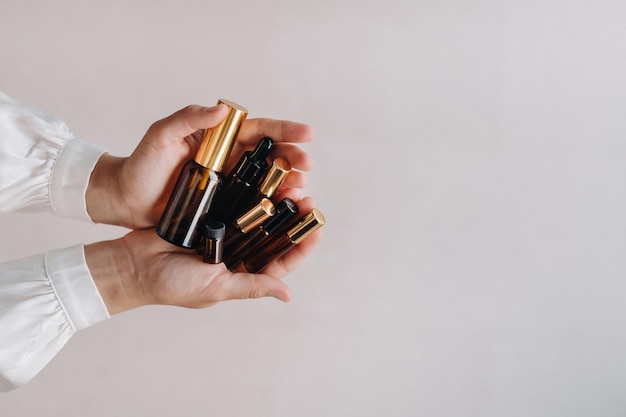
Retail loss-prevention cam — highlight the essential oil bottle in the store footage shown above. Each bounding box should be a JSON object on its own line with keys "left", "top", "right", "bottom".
{"left": 209, "top": 137, "right": 273, "bottom": 224}
{"left": 223, "top": 198, "right": 299, "bottom": 269}
{"left": 243, "top": 208, "right": 325, "bottom": 273}
{"left": 222, "top": 198, "right": 275, "bottom": 254}
{"left": 156, "top": 99, "right": 247, "bottom": 248}
{"left": 199, "top": 220, "right": 226, "bottom": 264}
{"left": 238, "top": 157, "right": 291, "bottom": 214}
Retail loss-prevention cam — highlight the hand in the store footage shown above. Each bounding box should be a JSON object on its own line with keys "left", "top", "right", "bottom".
{"left": 86, "top": 104, "right": 315, "bottom": 229}
{"left": 85, "top": 197, "right": 322, "bottom": 314}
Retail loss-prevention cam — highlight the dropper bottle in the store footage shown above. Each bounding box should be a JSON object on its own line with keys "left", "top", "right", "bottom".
{"left": 238, "top": 157, "right": 291, "bottom": 214}
{"left": 156, "top": 99, "right": 248, "bottom": 249}
{"left": 210, "top": 137, "right": 273, "bottom": 224}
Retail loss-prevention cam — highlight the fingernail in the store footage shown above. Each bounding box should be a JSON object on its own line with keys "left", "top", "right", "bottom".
{"left": 205, "top": 103, "right": 227, "bottom": 113}
{"left": 275, "top": 290, "right": 292, "bottom": 302}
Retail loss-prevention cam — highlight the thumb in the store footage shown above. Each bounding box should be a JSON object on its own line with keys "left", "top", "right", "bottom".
{"left": 148, "top": 104, "right": 229, "bottom": 143}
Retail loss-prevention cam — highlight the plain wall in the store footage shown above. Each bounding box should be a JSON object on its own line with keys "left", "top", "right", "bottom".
{"left": 2, "top": 0, "right": 626, "bottom": 416}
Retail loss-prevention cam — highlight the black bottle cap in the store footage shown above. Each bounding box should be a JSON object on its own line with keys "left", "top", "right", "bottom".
{"left": 233, "top": 137, "right": 273, "bottom": 184}
{"left": 262, "top": 198, "right": 299, "bottom": 234}
{"left": 200, "top": 219, "right": 226, "bottom": 239}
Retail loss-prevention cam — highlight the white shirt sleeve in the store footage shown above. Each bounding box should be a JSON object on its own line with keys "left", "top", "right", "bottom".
{"left": 0, "top": 91, "right": 111, "bottom": 391}
{"left": 0, "top": 91, "right": 106, "bottom": 220}
{"left": 0, "top": 246, "right": 110, "bottom": 391}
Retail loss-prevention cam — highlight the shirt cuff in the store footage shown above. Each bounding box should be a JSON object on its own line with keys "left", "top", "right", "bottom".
{"left": 49, "top": 139, "right": 106, "bottom": 222}
{"left": 45, "top": 244, "right": 111, "bottom": 330}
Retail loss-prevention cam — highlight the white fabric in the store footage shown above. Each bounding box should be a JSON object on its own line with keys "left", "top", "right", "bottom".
{"left": 0, "top": 91, "right": 105, "bottom": 220}
{"left": 0, "top": 92, "right": 110, "bottom": 391}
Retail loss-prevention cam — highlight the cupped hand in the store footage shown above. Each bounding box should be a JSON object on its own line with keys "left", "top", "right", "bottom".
{"left": 86, "top": 104, "right": 315, "bottom": 229}
{"left": 85, "top": 196, "right": 322, "bottom": 315}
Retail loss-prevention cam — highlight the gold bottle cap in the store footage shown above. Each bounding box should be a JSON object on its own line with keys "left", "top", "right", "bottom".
{"left": 287, "top": 208, "right": 325, "bottom": 244}
{"left": 195, "top": 99, "right": 248, "bottom": 171}
{"left": 235, "top": 198, "right": 275, "bottom": 233}
{"left": 258, "top": 158, "right": 291, "bottom": 198}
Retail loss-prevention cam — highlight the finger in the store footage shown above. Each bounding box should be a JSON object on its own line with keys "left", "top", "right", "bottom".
{"left": 274, "top": 187, "right": 303, "bottom": 203}
{"left": 147, "top": 104, "right": 229, "bottom": 145}
{"left": 280, "top": 170, "right": 308, "bottom": 189}
{"left": 294, "top": 196, "right": 316, "bottom": 215}
{"left": 190, "top": 129, "right": 206, "bottom": 145}
{"left": 259, "top": 228, "right": 322, "bottom": 280}
{"left": 223, "top": 144, "right": 313, "bottom": 182}
{"left": 270, "top": 143, "right": 314, "bottom": 171}
{"left": 218, "top": 272, "right": 292, "bottom": 302}
{"left": 238, "top": 118, "right": 315, "bottom": 145}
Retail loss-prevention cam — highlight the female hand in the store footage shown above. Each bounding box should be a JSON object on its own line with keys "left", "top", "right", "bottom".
{"left": 85, "top": 197, "right": 322, "bottom": 314}
{"left": 86, "top": 104, "right": 315, "bottom": 229}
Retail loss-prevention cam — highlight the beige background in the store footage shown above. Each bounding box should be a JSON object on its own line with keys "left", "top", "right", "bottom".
{"left": 2, "top": 0, "right": 626, "bottom": 416}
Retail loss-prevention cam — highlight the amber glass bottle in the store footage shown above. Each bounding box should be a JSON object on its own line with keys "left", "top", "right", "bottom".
{"left": 237, "top": 157, "right": 291, "bottom": 215}
{"left": 199, "top": 220, "right": 226, "bottom": 264}
{"left": 156, "top": 99, "right": 247, "bottom": 248}
{"left": 222, "top": 198, "right": 275, "bottom": 254}
{"left": 243, "top": 209, "right": 325, "bottom": 273}
{"left": 223, "top": 198, "right": 298, "bottom": 269}
{"left": 209, "top": 137, "right": 273, "bottom": 224}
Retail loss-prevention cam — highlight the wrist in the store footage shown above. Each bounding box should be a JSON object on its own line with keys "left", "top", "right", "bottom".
{"left": 84, "top": 237, "right": 145, "bottom": 315}
{"left": 86, "top": 153, "right": 129, "bottom": 226}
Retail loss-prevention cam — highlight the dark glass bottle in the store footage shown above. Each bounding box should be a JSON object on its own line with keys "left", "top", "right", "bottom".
{"left": 243, "top": 209, "right": 325, "bottom": 273}
{"left": 156, "top": 99, "right": 247, "bottom": 248}
{"left": 223, "top": 198, "right": 298, "bottom": 269}
{"left": 222, "top": 198, "right": 275, "bottom": 255}
{"left": 199, "top": 220, "right": 226, "bottom": 264}
{"left": 210, "top": 137, "right": 273, "bottom": 224}
{"left": 238, "top": 157, "right": 291, "bottom": 215}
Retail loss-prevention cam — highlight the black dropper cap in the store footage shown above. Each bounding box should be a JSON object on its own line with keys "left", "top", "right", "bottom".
{"left": 231, "top": 137, "right": 274, "bottom": 185}
{"left": 200, "top": 219, "right": 226, "bottom": 240}
{"left": 261, "top": 198, "right": 299, "bottom": 234}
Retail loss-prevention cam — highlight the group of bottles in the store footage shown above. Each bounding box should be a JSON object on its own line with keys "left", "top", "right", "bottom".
{"left": 156, "top": 99, "right": 324, "bottom": 273}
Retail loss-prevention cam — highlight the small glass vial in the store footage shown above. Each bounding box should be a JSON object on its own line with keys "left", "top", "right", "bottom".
{"left": 200, "top": 221, "right": 226, "bottom": 264}
{"left": 243, "top": 209, "right": 325, "bottom": 273}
